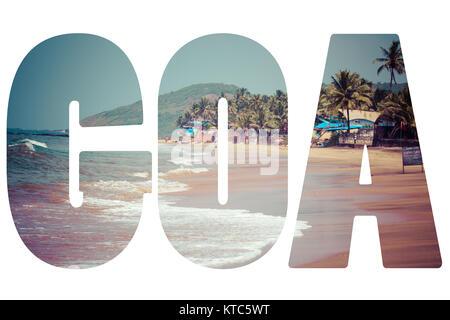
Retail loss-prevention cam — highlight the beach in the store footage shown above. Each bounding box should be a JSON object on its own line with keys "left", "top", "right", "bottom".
{"left": 158, "top": 142, "right": 304, "bottom": 268}
{"left": 7, "top": 130, "right": 152, "bottom": 268}
{"left": 289, "top": 147, "right": 441, "bottom": 268}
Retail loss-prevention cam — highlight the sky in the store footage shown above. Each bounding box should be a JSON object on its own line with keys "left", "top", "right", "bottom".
{"left": 8, "top": 34, "right": 141, "bottom": 130}
{"left": 159, "top": 33, "right": 286, "bottom": 95}
{"left": 322, "top": 34, "right": 408, "bottom": 84}
{"left": 8, "top": 33, "right": 401, "bottom": 130}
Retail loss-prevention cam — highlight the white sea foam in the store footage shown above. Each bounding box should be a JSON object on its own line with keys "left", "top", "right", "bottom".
{"left": 25, "top": 139, "right": 47, "bottom": 148}
{"left": 90, "top": 178, "right": 189, "bottom": 195}
{"left": 83, "top": 196, "right": 142, "bottom": 221}
{"left": 168, "top": 158, "right": 194, "bottom": 166}
{"left": 159, "top": 199, "right": 310, "bottom": 268}
{"left": 89, "top": 180, "right": 152, "bottom": 195}
{"left": 158, "top": 179, "right": 190, "bottom": 193}
{"left": 159, "top": 167, "right": 208, "bottom": 177}
{"left": 18, "top": 138, "right": 48, "bottom": 148}
{"left": 79, "top": 178, "right": 188, "bottom": 222}
{"left": 9, "top": 141, "right": 35, "bottom": 151}
{"left": 131, "top": 172, "right": 150, "bottom": 178}
{"left": 8, "top": 138, "right": 48, "bottom": 152}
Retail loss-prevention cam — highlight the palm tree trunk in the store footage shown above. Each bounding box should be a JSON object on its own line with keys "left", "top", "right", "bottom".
{"left": 347, "top": 107, "right": 350, "bottom": 133}
{"left": 390, "top": 70, "right": 394, "bottom": 92}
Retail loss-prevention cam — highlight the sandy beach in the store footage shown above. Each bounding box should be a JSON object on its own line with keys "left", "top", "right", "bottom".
{"left": 158, "top": 142, "right": 295, "bottom": 268}
{"left": 289, "top": 147, "right": 441, "bottom": 268}
{"left": 160, "top": 144, "right": 288, "bottom": 215}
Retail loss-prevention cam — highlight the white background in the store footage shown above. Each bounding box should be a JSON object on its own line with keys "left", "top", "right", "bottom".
{"left": 1, "top": 0, "right": 449, "bottom": 299}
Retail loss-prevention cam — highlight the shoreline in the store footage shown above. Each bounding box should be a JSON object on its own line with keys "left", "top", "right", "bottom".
{"left": 159, "top": 153, "right": 288, "bottom": 217}
{"left": 158, "top": 143, "right": 291, "bottom": 268}
{"left": 290, "top": 147, "right": 441, "bottom": 268}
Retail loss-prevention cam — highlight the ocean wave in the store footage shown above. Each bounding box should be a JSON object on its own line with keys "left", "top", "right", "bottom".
{"left": 168, "top": 158, "right": 194, "bottom": 166}
{"left": 77, "top": 179, "right": 188, "bottom": 221}
{"left": 89, "top": 180, "right": 152, "bottom": 195}
{"left": 83, "top": 196, "right": 142, "bottom": 221}
{"left": 86, "top": 178, "right": 188, "bottom": 195}
{"left": 131, "top": 172, "right": 150, "bottom": 178}
{"left": 8, "top": 128, "right": 68, "bottom": 137}
{"left": 8, "top": 138, "right": 48, "bottom": 152}
{"left": 158, "top": 179, "right": 189, "bottom": 193}
{"left": 159, "top": 199, "right": 310, "bottom": 268}
{"left": 159, "top": 167, "right": 208, "bottom": 178}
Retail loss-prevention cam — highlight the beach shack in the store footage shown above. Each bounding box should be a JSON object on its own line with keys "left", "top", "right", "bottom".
{"left": 179, "top": 120, "right": 217, "bottom": 143}
{"left": 313, "top": 110, "right": 380, "bottom": 147}
{"left": 371, "top": 114, "right": 419, "bottom": 147}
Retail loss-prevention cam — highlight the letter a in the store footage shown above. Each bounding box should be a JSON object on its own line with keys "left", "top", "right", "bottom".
{"left": 289, "top": 34, "right": 441, "bottom": 268}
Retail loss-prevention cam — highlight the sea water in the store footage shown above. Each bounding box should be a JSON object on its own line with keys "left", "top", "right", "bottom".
{"left": 158, "top": 143, "right": 310, "bottom": 268}
{"left": 7, "top": 131, "right": 309, "bottom": 268}
{"left": 7, "top": 129, "right": 151, "bottom": 268}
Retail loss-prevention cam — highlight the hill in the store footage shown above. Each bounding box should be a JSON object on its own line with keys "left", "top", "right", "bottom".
{"left": 80, "top": 83, "right": 239, "bottom": 137}
{"left": 322, "top": 82, "right": 407, "bottom": 93}
{"left": 158, "top": 83, "right": 238, "bottom": 137}
{"left": 373, "top": 82, "right": 407, "bottom": 93}
{"left": 80, "top": 100, "right": 143, "bottom": 127}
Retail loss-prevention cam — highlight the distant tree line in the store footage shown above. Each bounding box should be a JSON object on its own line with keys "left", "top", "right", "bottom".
{"left": 176, "top": 88, "right": 288, "bottom": 134}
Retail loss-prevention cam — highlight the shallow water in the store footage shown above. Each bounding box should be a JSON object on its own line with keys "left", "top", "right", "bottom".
{"left": 7, "top": 132, "right": 307, "bottom": 269}
{"left": 158, "top": 143, "right": 308, "bottom": 269}
{"left": 8, "top": 130, "right": 151, "bottom": 268}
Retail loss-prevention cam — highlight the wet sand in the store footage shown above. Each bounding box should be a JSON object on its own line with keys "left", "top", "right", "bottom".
{"left": 158, "top": 143, "right": 290, "bottom": 268}
{"left": 159, "top": 144, "right": 288, "bottom": 217}
{"left": 290, "top": 147, "right": 441, "bottom": 268}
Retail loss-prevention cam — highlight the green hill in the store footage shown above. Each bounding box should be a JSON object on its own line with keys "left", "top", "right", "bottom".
{"left": 80, "top": 83, "right": 239, "bottom": 137}
{"left": 80, "top": 100, "right": 143, "bottom": 127}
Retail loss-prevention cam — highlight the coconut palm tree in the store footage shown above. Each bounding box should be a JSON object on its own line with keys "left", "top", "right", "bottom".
{"left": 205, "top": 100, "right": 218, "bottom": 124}
{"left": 234, "top": 87, "right": 249, "bottom": 100}
{"left": 357, "top": 79, "right": 374, "bottom": 111}
{"left": 322, "top": 70, "right": 373, "bottom": 133}
{"left": 190, "top": 102, "right": 200, "bottom": 120}
{"left": 227, "top": 99, "right": 238, "bottom": 124}
{"left": 176, "top": 89, "right": 290, "bottom": 137}
{"left": 377, "top": 86, "right": 416, "bottom": 138}
{"left": 197, "top": 97, "right": 210, "bottom": 119}
{"left": 232, "top": 112, "right": 253, "bottom": 130}
{"left": 251, "top": 103, "right": 276, "bottom": 130}
{"left": 318, "top": 86, "right": 328, "bottom": 109}
{"left": 249, "top": 94, "right": 264, "bottom": 112}
{"left": 373, "top": 41, "right": 405, "bottom": 92}
{"left": 234, "top": 88, "right": 250, "bottom": 112}
{"left": 270, "top": 90, "right": 288, "bottom": 133}
{"left": 176, "top": 110, "right": 193, "bottom": 127}
{"left": 372, "top": 88, "right": 389, "bottom": 111}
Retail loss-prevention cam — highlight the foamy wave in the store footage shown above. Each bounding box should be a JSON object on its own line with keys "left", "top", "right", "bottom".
{"left": 8, "top": 142, "right": 35, "bottom": 152}
{"left": 85, "top": 178, "right": 187, "bottom": 196}
{"left": 158, "top": 179, "right": 189, "bottom": 193}
{"left": 159, "top": 200, "right": 310, "bottom": 268}
{"left": 21, "top": 139, "right": 48, "bottom": 148}
{"left": 8, "top": 138, "right": 48, "bottom": 152}
{"left": 78, "top": 179, "right": 188, "bottom": 222}
{"left": 159, "top": 167, "right": 208, "bottom": 178}
{"left": 131, "top": 172, "right": 150, "bottom": 178}
{"left": 168, "top": 158, "right": 194, "bottom": 166}
{"left": 294, "top": 220, "right": 311, "bottom": 237}
{"left": 83, "top": 196, "right": 142, "bottom": 221}
{"left": 89, "top": 180, "right": 152, "bottom": 195}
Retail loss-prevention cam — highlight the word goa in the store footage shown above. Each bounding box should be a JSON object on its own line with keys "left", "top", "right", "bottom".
{"left": 6, "top": 33, "right": 440, "bottom": 269}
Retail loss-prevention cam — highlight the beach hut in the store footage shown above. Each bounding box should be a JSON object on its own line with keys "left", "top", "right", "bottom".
{"left": 313, "top": 110, "right": 380, "bottom": 147}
